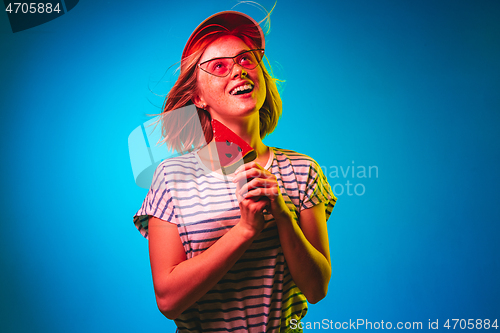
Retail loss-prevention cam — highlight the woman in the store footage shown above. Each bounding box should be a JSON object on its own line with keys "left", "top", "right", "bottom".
{"left": 134, "top": 10, "right": 336, "bottom": 332}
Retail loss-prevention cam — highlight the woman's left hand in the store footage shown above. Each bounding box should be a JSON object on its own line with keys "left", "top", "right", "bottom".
{"left": 232, "top": 161, "right": 291, "bottom": 219}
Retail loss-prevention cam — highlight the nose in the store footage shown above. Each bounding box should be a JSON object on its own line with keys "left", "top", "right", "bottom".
{"left": 232, "top": 63, "right": 247, "bottom": 78}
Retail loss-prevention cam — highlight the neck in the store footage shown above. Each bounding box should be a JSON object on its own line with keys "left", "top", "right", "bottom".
{"left": 213, "top": 113, "right": 268, "bottom": 159}
{"left": 197, "top": 113, "right": 270, "bottom": 174}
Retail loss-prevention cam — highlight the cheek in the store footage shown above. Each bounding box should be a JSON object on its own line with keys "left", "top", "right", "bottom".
{"left": 200, "top": 77, "right": 224, "bottom": 98}
{"left": 257, "top": 75, "right": 267, "bottom": 100}
{"left": 254, "top": 68, "right": 265, "bottom": 90}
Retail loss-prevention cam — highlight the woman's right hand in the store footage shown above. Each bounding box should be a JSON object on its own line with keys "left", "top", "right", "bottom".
{"left": 234, "top": 169, "right": 269, "bottom": 236}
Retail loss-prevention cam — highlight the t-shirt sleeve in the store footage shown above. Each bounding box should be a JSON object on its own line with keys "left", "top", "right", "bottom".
{"left": 300, "top": 159, "right": 337, "bottom": 221}
{"left": 133, "top": 162, "right": 176, "bottom": 239}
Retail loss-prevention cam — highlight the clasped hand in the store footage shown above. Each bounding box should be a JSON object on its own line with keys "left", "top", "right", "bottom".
{"left": 232, "top": 162, "right": 291, "bottom": 234}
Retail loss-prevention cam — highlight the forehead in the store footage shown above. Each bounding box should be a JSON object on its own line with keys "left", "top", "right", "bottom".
{"left": 199, "top": 35, "right": 251, "bottom": 63}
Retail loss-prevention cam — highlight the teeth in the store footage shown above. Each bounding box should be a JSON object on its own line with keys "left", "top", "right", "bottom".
{"left": 230, "top": 84, "right": 253, "bottom": 95}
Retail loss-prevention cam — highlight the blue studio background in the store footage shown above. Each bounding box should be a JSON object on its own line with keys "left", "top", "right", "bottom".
{"left": 1, "top": 0, "right": 499, "bottom": 332}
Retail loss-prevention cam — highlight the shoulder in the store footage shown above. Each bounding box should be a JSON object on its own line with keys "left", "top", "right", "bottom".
{"left": 154, "top": 151, "right": 202, "bottom": 176}
{"left": 271, "top": 147, "right": 322, "bottom": 171}
{"left": 148, "top": 152, "right": 204, "bottom": 189}
{"left": 157, "top": 151, "right": 199, "bottom": 169}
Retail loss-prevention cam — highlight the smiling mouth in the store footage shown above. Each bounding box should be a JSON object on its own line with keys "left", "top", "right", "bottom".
{"left": 230, "top": 84, "right": 254, "bottom": 95}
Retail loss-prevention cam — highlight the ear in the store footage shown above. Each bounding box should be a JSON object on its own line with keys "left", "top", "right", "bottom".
{"left": 192, "top": 94, "right": 206, "bottom": 110}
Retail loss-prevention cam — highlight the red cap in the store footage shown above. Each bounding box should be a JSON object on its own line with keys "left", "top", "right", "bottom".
{"left": 182, "top": 11, "right": 265, "bottom": 60}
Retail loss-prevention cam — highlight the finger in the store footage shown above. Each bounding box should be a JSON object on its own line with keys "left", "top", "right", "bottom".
{"left": 242, "top": 187, "right": 263, "bottom": 199}
{"left": 236, "top": 179, "right": 271, "bottom": 202}
{"left": 232, "top": 167, "right": 272, "bottom": 184}
{"left": 239, "top": 177, "right": 275, "bottom": 196}
{"left": 243, "top": 186, "right": 280, "bottom": 199}
{"left": 233, "top": 161, "right": 257, "bottom": 175}
{"left": 242, "top": 195, "right": 270, "bottom": 210}
{"left": 237, "top": 173, "right": 279, "bottom": 199}
{"left": 238, "top": 194, "right": 269, "bottom": 215}
{"left": 235, "top": 181, "right": 245, "bottom": 203}
{"left": 234, "top": 161, "right": 263, "bottom": 176}
{"left": 233, "top": 167, "right": 262, "bottom": 183}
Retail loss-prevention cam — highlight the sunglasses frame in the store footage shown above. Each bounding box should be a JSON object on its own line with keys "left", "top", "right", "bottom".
{"left": 198, "top": 49, "right": 265, "bottom": 77}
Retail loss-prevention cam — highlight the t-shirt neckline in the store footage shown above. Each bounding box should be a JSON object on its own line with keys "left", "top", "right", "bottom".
{"left": 194, "top": 146, "right": 275, "bottom": 180}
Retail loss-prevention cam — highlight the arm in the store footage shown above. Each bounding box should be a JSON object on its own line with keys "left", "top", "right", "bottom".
{"left": 148, "top": 193, "right": 268, "bottom": 319}
{"left": 233, "top": 162, "right": 332, "bottom": 303}
{"left": 273, "top": 203, "right": 331, "bottom": 304}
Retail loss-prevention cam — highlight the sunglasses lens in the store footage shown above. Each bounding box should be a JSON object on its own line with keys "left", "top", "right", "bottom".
{"left": 200, "top": 59, "right": 233, "bottom": 77}
{"left": 236, "top": 50, "right": 263, "bottom": 70}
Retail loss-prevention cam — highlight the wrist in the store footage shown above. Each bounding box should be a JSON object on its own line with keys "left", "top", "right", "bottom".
{"left": 272, "top": 205, "right": 294, "bottom": 223}
{"left": 233, "top": 222, "right": 262, "bottom": 241}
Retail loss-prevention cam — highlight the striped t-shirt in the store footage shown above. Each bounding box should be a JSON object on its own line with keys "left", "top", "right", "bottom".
{"left": 134, "top": 147, "right": 336, "bottom": 332}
